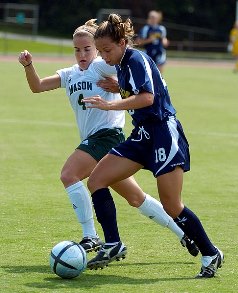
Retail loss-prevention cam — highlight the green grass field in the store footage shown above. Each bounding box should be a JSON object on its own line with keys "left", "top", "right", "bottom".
{"left": 0, "top": 56, "right": 238, "bottom": 293}
{"left": 0, "top": 37, "right": 73, "bottom": 55}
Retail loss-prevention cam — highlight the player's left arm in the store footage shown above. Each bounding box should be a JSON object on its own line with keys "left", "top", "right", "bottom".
{"left": 82, "top": 92, "right": 154, "bottom": 111}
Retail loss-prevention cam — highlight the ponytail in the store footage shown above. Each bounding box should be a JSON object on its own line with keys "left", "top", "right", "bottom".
{"left": 95, "top": 14, "right": 134, "bottom": 45}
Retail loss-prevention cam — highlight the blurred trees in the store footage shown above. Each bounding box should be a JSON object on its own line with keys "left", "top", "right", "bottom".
{"left": 4, "top": 0, "right": 238, "bottom": 41}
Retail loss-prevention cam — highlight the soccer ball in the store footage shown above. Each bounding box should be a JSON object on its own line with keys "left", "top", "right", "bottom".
{"left": 49, "top": 240, "right": 87, "bottom": 279}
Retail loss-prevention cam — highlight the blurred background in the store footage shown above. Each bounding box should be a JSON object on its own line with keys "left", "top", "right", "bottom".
{"left": 0, "top": 0, "right": 238, "bottom": 59}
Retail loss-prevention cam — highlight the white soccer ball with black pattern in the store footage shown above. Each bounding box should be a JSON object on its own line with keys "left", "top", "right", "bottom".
{"left": 49, "top": 240, "right": 87, "bottom": 279}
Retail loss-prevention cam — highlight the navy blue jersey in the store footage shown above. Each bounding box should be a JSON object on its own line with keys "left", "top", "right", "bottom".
{"left": 139, "top": 24, "right": 166, "bottom": 62}
{"left": 115, "top": 47, "right": 176, "bottom": 126}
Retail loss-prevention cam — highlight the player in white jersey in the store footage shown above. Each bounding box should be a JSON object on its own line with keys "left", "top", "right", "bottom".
{"left": 18, "top": 20, "right": 198, "bottom": 256}
{"left": 58, "top": 58, "right": 124, "bottom": 141}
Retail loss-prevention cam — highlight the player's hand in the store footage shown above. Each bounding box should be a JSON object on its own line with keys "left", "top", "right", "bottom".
{"left": 97, "top": 77, "right": 119, "bottom": 93}
{"left": 162, "top": 38, "right": 169, "bottom": 48}
{"left": 82, "top": 95, "right": 110, "bottom": 110}
{"left": 18, "top": 50, "right": 32, "bottom": 67}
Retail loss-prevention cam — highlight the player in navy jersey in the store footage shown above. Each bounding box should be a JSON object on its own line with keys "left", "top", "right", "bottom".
{"left": 137, "top": 10, "right": 168, "bottom": 73}
{"left": 84, "top": 14, "right": 224, "bottom": 278}
{"left": 18, "top": 20, "right": 198, "bottom": 258}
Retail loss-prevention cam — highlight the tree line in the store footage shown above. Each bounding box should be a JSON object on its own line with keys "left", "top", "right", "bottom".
{"left": 4, "top": 0, "right": 237, "bottom": 41}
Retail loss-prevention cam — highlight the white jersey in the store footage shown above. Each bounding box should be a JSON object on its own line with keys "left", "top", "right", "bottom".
{"left": 57, "top": 57, "right": 125, "bottom": 141}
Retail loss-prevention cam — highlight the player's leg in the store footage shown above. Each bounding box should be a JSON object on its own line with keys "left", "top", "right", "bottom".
{"left": 87, "top": 154, "right": 141, "bottom": 242}
{"left": 61, "top": 149, "right": 96, "bottom": 187}
{"left": 235, "top": 55, "right": 238, "bottom": 72}
{"left": 156, "top": 51, "right": 166, "bottom": 73}
{"left": 157, "top": 167, "right": 224, "bottom": 278}
{"left": 152, "top": 117, "right": 223, "bottom": 277}
{"left": 64, "top": 127, "right": 125, "bottom": 253}
{"left": 60, "top": 149, "right": 102, "bottom": 251}
{"left": 111, "top": 176, "right": 199, "bottom": 257}
{"left": 87, "top": 154, "right": 141, "bottom": 269}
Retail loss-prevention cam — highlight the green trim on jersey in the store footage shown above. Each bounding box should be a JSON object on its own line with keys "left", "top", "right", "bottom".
{"left": 77, "top": 128, "right": 125, "bottom": 162}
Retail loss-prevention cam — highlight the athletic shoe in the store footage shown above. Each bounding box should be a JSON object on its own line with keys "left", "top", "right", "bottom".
{"left": 195, "top": 248, "right": 224, "bottom": 278}
{"left": 180, "top": 235, "right": 200, "bottom": 257}
{"left": 87, "top": 241, "right": 127, "bottom": 270}
{"left": 79, "top": 236, "right": 104, "bottom": 253}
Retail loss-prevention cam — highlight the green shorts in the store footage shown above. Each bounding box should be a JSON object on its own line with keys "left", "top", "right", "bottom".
{"left": 77, "top": 128, "right": 125, "bottom": 162}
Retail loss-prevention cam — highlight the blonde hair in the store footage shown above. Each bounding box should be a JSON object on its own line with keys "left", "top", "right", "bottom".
{"left": 94, "top": 13, "right": 134, "bottom": 45}
{"left": 73, "top": 19, "right": 98, "bottom": 38}
{"left": 148, "top": 10, "right": 163, "bottom": 22}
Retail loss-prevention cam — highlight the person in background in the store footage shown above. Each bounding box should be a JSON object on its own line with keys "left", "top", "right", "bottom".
{"left": 137, "top": 10, "right": 169, "bottom": 73}
{"left": 229, "top": 20, "right": 238, "bottom": 72}
{"left": 84, "top": 13, "right": 224, "bottom": 279}
{"left": 18, "top": 20, "right": 198, "bottom": 257}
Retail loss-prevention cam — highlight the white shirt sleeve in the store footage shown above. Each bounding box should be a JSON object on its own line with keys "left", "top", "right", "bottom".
{"left": 93, "top": 57, "right": 117, "bottom": 78}
{"left": 56, "top": 65, "right": 76, "bottom": 88}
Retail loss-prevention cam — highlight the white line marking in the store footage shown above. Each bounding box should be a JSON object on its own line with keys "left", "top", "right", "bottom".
{"left": 1, "top": 119, "right": 237, "bottom": 138}
{"left": 0, "top": 118, "right": 75, "bottom": 128}
{"left": 187, "top": 130, "right": 238, "bottom": 138}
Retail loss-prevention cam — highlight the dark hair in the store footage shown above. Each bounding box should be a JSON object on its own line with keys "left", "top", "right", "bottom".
{"left": 94, "top": 13, "right": 134, "bottom": 45}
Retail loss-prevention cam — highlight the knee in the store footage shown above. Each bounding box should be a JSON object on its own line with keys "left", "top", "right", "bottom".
{"left": 60, "top": 169, "right": 75, "bottom": 187}
{"left": 87, "top": 173, "right": 109, "bottom": 193}
{"left": 127, "top": 198, "right": 142, "bottom": 208}
{"left": 123, "top": 193, "right": 145, "bottom": 208}
{"left": 87, "top": 175, "right": 96, "bottom": 193}
{"left": 162, "top": 201, "right": 184, "bottom": 219}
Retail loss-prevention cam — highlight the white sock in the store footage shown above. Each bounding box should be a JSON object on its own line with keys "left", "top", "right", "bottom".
{"left": 138, "top": 193, "right": 184, "bottom": 240}
{"left": 66, "top": 181, "right": 97, "bottom": 238}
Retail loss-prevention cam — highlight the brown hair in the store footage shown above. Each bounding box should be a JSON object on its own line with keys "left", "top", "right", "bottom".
{"left": 94, "top": 13, "right": 134, "bottom": 45}
{"left": 73, "top": 19, "right": 98, "bottom": 38}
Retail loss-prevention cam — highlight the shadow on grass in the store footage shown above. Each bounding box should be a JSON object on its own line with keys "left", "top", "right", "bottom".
{"left": 1, "top": 260, "right": 196, "bottom": 274}
{"left": 26, "top": 274, "right": 195, "bottom": 290}
{"left": 1, "top": 264, "right": 49, "bottom": 274}
{"left": 1, "top": 260, "right": 196, "bottom": 289}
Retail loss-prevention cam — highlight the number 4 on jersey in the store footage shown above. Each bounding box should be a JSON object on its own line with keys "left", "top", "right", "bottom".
{"left": 78, "top": 94, "right": 86, "bottom": 110}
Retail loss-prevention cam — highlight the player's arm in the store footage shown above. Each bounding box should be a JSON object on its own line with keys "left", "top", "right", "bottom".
{"left": 162, "top": 36, "right": 169, "bottom": 47}
{"left": 136, "top": 26, "right": 155, "bottom": 46}
{"left": 83, "top": 92, "right": 154, "bottom": 111}
{"left": 136, "top": 36, "right": 155, "bottom": 46}
{"left": 18, "top": 50, "right": 61, "bottom": 93}
{"left": 161, "top": 26, "right": 169, "bottom": 48}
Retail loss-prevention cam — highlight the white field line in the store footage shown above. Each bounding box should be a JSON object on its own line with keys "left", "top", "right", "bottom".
{"left": 1, "top": 118, "right": 75, "bottom": 128}
{"left": 187, "top": 130, "right": 238, "bottom": 139}
{"left": 1, "top": 118, "right": 238, "bottom": 138}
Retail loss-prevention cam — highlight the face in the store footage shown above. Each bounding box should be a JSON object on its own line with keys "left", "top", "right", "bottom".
{"left": 148, "top": 12, "right": 161, "bottom": 25}
{"left": 73, "top": 35, "right": 97, "bottom": 70}
{"left": 95, "top": 37, "right": 126, "bottom": 66}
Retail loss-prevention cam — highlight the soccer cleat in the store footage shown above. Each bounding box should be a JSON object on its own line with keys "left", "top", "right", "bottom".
{"left": 195, "top": 248, "right": 224, "bottom": 278}
{"left": 180, "top": 235, "right": 199, "bottom": 257}
{"left": 79, "top": 236, "right": 104, "bottom": 253}
{"left": 87, "top": 241, "right": 127, "bottom": 270}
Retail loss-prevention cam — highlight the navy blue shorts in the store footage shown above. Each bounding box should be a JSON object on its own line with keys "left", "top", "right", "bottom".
{"left": 109, "top": 116, "right": 190, "bottom": 177}
{"left": 148, "top": 49, "right": 166, "bottom": 66}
